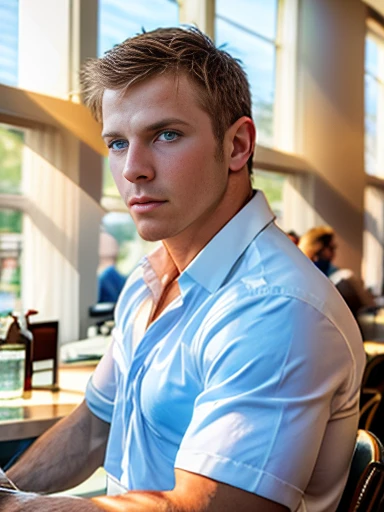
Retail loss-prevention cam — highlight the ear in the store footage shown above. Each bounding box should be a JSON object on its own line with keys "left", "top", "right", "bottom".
{"left": 227, "top": 116, "right": 256, "bottom": 172}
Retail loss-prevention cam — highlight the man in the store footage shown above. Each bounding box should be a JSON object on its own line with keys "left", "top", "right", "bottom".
{"left": 1, "top": 27, "right": 365, "bottom": 511}
{"left": 298, "top": 226, "right": 338, "bottom": 277}
{"left": 298, "top": 226, "right": 374, "bottom": 317}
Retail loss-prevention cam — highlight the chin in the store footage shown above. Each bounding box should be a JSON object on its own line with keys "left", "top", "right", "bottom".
{"left": 137, "top": 229, "right": 167, "bottom": 243}
{"left": 136, "top": 220, "right": 181, "bottom": 243}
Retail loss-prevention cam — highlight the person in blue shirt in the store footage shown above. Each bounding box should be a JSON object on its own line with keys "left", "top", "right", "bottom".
{"left": 98, "top": 265, "right": 125, "bottom": 303}
{"left": 97, "top": 232, "right": 126, "bottom": 304}
{"left": 2, "top": 27, "right": 365, "bottom": 512}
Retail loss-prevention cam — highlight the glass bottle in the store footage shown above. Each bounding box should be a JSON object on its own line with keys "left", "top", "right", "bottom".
{"left": 0, "top": 314, "right": 25, "bottom": 400}
{"left": 5, "top": 310, "right": 37, "bottom": 398}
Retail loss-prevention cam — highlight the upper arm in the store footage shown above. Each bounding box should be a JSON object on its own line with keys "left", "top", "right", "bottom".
{"left": 86, "top": 334, "right": 118, "bottom": 423}
{"left": 175, "top": 294, "right": 351, "bottom": 511}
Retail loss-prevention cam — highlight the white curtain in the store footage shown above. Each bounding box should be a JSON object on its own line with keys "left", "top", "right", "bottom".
{"left": 21, "top": 126, "right": 103, "bottom": 343}
{"left": 363, "top": 186, "right": 384, "bottom": 296}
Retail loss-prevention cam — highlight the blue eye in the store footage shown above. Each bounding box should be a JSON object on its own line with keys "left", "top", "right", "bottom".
{"left": 108, "top": 139, "right": 128, "bottom": 151}
{"left": 158, "top": 131, "right": 179, "bottom": 142}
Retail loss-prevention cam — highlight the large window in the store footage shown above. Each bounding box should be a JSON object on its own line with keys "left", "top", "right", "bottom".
{"left": 0, "top": 124, "right": 24, "bottom": 313}
{"left": 365, "top": 21, "right": 384, "bottom": 177}
{"left": 215, "top": 0, "right": 279, "bottom": 147}
{"left": 363, "top": 20, "right": 384, "bottom": 294}
{"left": 0, "top": 0, "right": 18, "bottom": 86}
{"left": 98, "top": 0, "right": 179, "bottom": 56}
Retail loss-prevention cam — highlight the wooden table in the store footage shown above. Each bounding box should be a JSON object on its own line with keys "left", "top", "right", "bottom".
{"left": 0, "top": 364, "right": 95, "bottom": 442}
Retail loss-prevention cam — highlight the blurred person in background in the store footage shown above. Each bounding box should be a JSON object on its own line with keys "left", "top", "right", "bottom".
{"left": 298, "top": 226, "right": 338, "bottom": 276}
{"left": 299, "top": 226, "right": 374, "bottom": 317}
{"left": 97, "top": 231, "right": 126, "bottom": 304}
{"left": 286, "top": 230, "right": 300, "bottom": 245}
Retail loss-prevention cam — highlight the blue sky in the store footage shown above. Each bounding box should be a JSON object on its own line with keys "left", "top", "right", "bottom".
{"left": 0, "top": 0, "right": 18, "bottom": 86}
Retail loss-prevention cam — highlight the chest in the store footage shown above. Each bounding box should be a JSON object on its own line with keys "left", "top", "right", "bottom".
{"left": 115, "top": 291, "right": 205, "bottom": 440}
{"left": 139, "top": 341, "right": 202, "bottom": 438}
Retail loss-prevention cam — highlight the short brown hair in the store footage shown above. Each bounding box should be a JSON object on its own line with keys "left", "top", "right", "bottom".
{"left": 80, "top": 26, "right": 254, "bottom": 172}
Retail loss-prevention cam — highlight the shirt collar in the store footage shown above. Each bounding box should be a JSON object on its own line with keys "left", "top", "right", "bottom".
{"left": 142, "top": 190, "right": 275, "bottom": 298}
{"left": 182, "top": 190, "right": 275, "bottom": 294}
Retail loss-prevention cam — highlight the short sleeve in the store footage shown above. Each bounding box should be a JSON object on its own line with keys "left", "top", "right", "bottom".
{"left": 175, "top": 293, "right": 352, "bottom": 511}
{"left": 85, "top": 330, "right": 118, "bottom": 423}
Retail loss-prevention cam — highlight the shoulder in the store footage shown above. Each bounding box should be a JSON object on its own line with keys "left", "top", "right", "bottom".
{"left": 192, "top": 267, "right": 364, "bottom": 392}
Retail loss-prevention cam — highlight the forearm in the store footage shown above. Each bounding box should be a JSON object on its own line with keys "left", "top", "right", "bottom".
{"left": 7, "top": 401, "right": 110, "bottom": 494}
{"left": 0, "top": 492, "right": 104, "bottom": 512}
{"left": 0, "top": 483, "right": 287, "bottom": 512}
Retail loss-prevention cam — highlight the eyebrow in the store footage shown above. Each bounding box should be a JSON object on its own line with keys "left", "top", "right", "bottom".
{"left": 101, "top": 118, "right": 190, "bottom": 139}
{"left": 101, "top": 130, "right": 122, "bottom": 139}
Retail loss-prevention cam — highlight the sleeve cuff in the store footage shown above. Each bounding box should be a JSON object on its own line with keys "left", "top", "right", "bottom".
{"left": 175, "top": 449, "right": 302, "bottom": 511}
{"left": 85, "top": 375, "right": 114, "bottom": 424}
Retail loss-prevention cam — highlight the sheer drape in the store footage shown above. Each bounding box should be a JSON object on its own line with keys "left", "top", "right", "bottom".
{"left": 21, "top": 126, "right": 103, "bottom": 343}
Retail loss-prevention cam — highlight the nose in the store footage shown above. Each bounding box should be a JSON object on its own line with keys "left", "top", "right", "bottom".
{"left": 122, "top": 142, "right": 155, "bottom": 183}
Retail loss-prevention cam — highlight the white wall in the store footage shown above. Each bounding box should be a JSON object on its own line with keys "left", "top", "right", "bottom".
{"left": 296, "top": 0, "right": 367, "bottom": 276}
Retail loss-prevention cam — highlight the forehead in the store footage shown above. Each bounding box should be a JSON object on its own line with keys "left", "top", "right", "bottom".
{"left": 102, "top": 73, "right": 205, "bottom": 125}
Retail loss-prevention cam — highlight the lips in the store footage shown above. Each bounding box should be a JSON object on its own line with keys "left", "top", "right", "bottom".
{"left": 128, "top": 196, "right": 166, "bottom": 213}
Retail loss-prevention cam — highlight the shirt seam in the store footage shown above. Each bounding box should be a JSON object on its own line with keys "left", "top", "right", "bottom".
{"left": 175, "top": 449, "right": 303, "bottom": 495}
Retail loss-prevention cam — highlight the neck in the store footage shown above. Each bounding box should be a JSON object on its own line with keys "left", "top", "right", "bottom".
{"left": 164, "top": 171, "right": 253, "bottom": 272}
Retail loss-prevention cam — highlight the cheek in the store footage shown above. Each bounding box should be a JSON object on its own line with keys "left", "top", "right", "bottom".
{"left": 109, "top": 156, "right": 121, "bottom": 173}
{"left": 109, "top": 159, "right": 125, "bottom": 186}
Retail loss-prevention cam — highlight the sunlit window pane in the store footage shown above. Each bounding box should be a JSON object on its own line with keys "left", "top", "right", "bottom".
{"left": 215, "top": 1, "right": 277, "bottom": 147}
{"left": 364, "top": 32, "right": 384, "bottom": 177}
{"left": 216, "top": 18, "right": 275, "bottom": 146}
{"left": 365, "top": 73, "right": 378, "bottom": 176}
{"left": 98, "top": 0, "right": 179, "bottom": 56}
{"left": 216, "top": 0, "right": 278, "bottom": 41}
{"left": 366, "top": 36, "right": 379, "bottom": 77}
{"left": 0, "top": 124, "right": 24, "bottom": 194}
{"left": 0, "top": 0, "right": 18, "bottom": 86}
{"left": 252, "top": 169, "right": 286, "bottom": 225}
{"left": 0, "top": 209, "right": 22, "bottom": 314}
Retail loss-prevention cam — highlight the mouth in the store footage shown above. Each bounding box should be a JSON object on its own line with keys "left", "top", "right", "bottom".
{"left": 129, "top": 197, "right": 167, "bottom": 213}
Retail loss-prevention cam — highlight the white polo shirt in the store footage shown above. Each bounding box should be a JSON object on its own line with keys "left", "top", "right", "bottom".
{"left": 86, "top": 191, "right": 365, "bottom": 511}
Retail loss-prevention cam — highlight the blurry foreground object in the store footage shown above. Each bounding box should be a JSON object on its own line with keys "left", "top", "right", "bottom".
{"left": 336, "top": 430, "right": 384, "bottom": 511}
